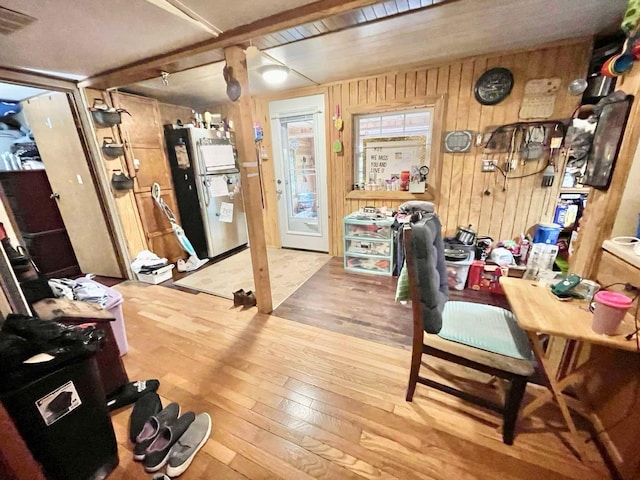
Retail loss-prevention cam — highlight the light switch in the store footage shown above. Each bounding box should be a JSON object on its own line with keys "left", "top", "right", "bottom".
{"left": 133, "top": 158, "right": 140, "bottom": 169}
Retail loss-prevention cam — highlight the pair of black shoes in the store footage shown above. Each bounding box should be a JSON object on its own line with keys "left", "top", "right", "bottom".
{"left": 232, "top": 289, "right": 256, "bottom": 308}
{"left": 130, "top": 394, "right": 195, "bottom": 472}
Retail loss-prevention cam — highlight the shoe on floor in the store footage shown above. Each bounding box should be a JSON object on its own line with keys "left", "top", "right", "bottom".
{"left": 133, "top": 402, "right": 180, "bottom": 461}
{"left": 144, "top": 412, "right": 196, "bottom": 472}
{"left": 129, "top": 392, "right": 162, "bottom": 443}
{"left": 165, "top": 412, "right": 212, "bottom": 477}
{"left": 232, "top": 289, "right": 245, "bottom": 307}
{"left": 242, "top": 291, "right": 256, "bottom": 308}
{"left": 106, "top": 379, "right": 160, "bottom": 411}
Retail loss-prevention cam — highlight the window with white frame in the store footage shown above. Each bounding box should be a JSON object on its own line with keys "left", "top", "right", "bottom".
{"left": 353, "top": 107, "right": 434, "bottom": 188}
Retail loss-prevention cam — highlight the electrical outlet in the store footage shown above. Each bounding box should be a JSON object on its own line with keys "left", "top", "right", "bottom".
{"left": 481, "top": 159, "right": 497, "bottom": 172}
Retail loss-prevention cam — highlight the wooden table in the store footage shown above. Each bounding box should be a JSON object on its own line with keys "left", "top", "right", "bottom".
{"left": 500, "top": 277, "right": 639, "bottom": 457}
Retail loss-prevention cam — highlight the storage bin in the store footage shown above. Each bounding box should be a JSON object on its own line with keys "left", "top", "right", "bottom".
{"left": 445, "top": 251, "right": 474, "bottom": 290}
{"left": 345, "top": 238, "right": 391, "bottom": 256}
{"left": 136, "top": 264, "right": 174, "bottom": 284}
{"left": 345, "top": 255, "right": 392, "bottom": 275}
{"left": 76, "top": 278, "right": 128, "bottom": 356}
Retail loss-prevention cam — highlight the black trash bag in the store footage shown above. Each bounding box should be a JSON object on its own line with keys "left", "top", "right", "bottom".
{"left": 0, "top": 315, "right": 106, "bottom": 393}
{"left": 0, "top": 331, "right": 33, "bottom": 371}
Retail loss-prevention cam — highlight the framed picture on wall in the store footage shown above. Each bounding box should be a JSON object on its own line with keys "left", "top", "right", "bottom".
{"left": 582, "top": 95, "right": 634, "bottom": 190}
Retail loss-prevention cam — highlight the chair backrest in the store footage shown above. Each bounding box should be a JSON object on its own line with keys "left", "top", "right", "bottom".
{"left": 403, "top": 214, "right": 449, "bottom": 335}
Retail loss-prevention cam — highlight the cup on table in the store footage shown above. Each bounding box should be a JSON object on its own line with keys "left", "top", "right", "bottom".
{"left": 591, "top": 291, "right": 632, "bottom": 335}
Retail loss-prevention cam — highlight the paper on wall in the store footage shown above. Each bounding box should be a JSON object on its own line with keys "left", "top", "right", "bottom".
{"left": 208, "top": 175, "right": 229, "bottom": 197}
{"left": 220, "top": 202, "right": 234, "bottom": 223}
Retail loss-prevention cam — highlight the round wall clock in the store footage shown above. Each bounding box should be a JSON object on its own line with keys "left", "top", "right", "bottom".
{"left": 474, "top": 68, "right": 514, "bottom": 105}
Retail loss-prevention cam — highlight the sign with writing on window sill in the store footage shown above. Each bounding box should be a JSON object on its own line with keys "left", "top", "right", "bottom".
{"left": 364, "top": 136, "right": 427, "bottom": 182}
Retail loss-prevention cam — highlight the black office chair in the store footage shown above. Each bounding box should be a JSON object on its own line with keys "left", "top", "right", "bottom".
{"left": 403, "top": 214, "right": 535, "bottom": 444}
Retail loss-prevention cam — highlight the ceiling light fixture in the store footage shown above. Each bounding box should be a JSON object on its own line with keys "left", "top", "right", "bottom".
{"left": 259, "top": 65, "right": 290, "bottom": 84}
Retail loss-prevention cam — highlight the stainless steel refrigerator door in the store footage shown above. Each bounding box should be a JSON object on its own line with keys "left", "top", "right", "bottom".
{"left": 204, "top": 173, "right": 248, "bottom": 257}
{"left": 187, "top": 128, "right": 226, "bottom": 257}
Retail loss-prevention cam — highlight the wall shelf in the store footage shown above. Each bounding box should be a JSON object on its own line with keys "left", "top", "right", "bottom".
{"left": 346, "top": 190, "right": 435, "bottom": 201}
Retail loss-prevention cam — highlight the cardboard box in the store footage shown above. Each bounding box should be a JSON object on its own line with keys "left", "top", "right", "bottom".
{"left": 136, "top": 264, "right": 174, "bottom": 284}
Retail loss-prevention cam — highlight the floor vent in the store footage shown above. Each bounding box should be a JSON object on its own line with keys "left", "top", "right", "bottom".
{"left": 0, "top": 6, "right": 36, "bottom": 35}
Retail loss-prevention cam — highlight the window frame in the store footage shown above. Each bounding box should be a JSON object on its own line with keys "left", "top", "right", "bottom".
{"left": 345, "top": 95, "right": 446, "bottom": 200}
{"left": 354, "top": 108, "right": 434, "bottom": 186}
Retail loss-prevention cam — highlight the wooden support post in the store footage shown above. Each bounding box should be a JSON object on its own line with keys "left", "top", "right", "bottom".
{"left": 224, "top": 45, "right": 273, "bottom": 313}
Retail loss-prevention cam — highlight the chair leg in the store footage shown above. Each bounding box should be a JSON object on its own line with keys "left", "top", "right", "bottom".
{"left": 406, "top": 345, "right": 422, "bottom": 402}
{"left": 502, "top": 376, "right": 527, "bottom": 445}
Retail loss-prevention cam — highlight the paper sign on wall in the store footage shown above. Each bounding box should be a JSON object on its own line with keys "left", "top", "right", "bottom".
{"left": 364, "top": 136, "right": 427, "bottom": 182}
{"left": 220, "top": 202, "right": 234, "bottom": 223}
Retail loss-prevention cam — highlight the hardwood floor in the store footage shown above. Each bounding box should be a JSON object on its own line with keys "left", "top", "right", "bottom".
{"left": 275, "top": 257, "right": 511, "bottom": 349}
{"left": 107, "top": 281, "right": 610, "bottom": 480}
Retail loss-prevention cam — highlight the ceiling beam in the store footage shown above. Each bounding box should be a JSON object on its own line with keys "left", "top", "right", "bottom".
{"left": 80, "top": 0, "right": 384, "bottom": 90}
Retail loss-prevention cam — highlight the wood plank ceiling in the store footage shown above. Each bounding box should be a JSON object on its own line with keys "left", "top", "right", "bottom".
{"left": 124, "top": 0, "right": 625, "bottom": 108}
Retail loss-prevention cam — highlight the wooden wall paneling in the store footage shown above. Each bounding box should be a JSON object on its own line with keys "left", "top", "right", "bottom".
{"left": 443, "top": 61, "right": 463, "bottom": 234}
{"left": 131, "top": 148, "right": 173, "bottom": 192}
{"left": 466, "top": 57, "right": 489, "bottom": 232}
{"left": 358, "top": 79, "right": 367, "bottom": 105}
{"left": 339, "top": 82, "right": 353, "bottom": 256}
{"left": 252, "top": 98, "right": 279, "bottom": 247}
{"left": 416, "top": 69, "right": 427, "bottom": 98}
{"left": 492, "top": 54, "right": 520, "bottom": 241}
{"left": 405, "top": 70, "right": 417, "bottom": 98}
{"left": 511, "top": 49, "right": 544, "bottom": 238}
{"left": 385, "top": 73, "right": 396, "bottom": 101}
{"left": 486, "top": 55, "right": 514, "bottom": 239}
{"left": 158, "top": 102, "right": 194, "bottom": 126}
{"left": 437, "top": 64, "right": 454, "bottom": 225}
{"left": 366, "top": 78, "right": 376, "bottom": 104}
{"left": 456, "top": 59, "right": 479, "bottom": 231}
{"left": 115, "top": 93, "right": 164, "bottom": 148}
{"left": 395, "top": 72, "right": 406, "bottom": 101}
{"left": 83, "top": 88, "right": 148, "bottom": 259}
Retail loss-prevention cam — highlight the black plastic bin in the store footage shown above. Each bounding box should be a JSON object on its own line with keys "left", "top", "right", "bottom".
{"left": 0, "top": 356, "right": 118, "bottom": 480}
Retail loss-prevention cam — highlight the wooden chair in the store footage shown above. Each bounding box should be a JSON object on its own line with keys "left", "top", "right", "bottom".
{"left": 403, "top": 216, "right": 535, "bottom": 445}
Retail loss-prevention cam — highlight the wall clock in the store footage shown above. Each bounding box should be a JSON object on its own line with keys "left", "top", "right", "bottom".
{"left": 474, "top": 68, "right": 514, "bottom": 105}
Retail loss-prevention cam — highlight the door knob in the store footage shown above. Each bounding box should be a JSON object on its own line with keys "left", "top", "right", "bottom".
{"left": 50, "top": 193, "right": 60, "bottom": 200}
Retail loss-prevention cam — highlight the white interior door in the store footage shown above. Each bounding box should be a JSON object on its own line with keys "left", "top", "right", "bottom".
{"left": 269, "top": 95, "right": 328, "bottom": 252}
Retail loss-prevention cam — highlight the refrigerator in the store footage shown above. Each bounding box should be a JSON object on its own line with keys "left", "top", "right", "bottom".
{"left": 164, "top": 126, "right": 248, "bottom": 259}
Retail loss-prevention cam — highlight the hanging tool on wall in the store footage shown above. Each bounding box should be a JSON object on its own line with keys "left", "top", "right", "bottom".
{"left": 541, "top": 123, "right": 565, "bottom": 187}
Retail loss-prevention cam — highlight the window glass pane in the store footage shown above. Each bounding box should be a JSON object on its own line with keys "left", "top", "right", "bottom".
{"left": 353, "top": 107, "right": 434, "bottom": 187}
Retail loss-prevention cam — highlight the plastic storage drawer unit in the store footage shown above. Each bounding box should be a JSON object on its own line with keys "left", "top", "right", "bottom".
{"left": 343, "top": 213, "right": 395, "bottom": 276}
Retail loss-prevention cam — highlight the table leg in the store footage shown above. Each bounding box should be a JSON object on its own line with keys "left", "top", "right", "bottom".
{"left": 527, "top": 331, "right": 583, "bottom": 458}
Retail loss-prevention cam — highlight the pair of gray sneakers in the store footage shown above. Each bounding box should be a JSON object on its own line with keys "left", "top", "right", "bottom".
{"left": 134, "top": 403, "right": 211, "bottom": 475}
